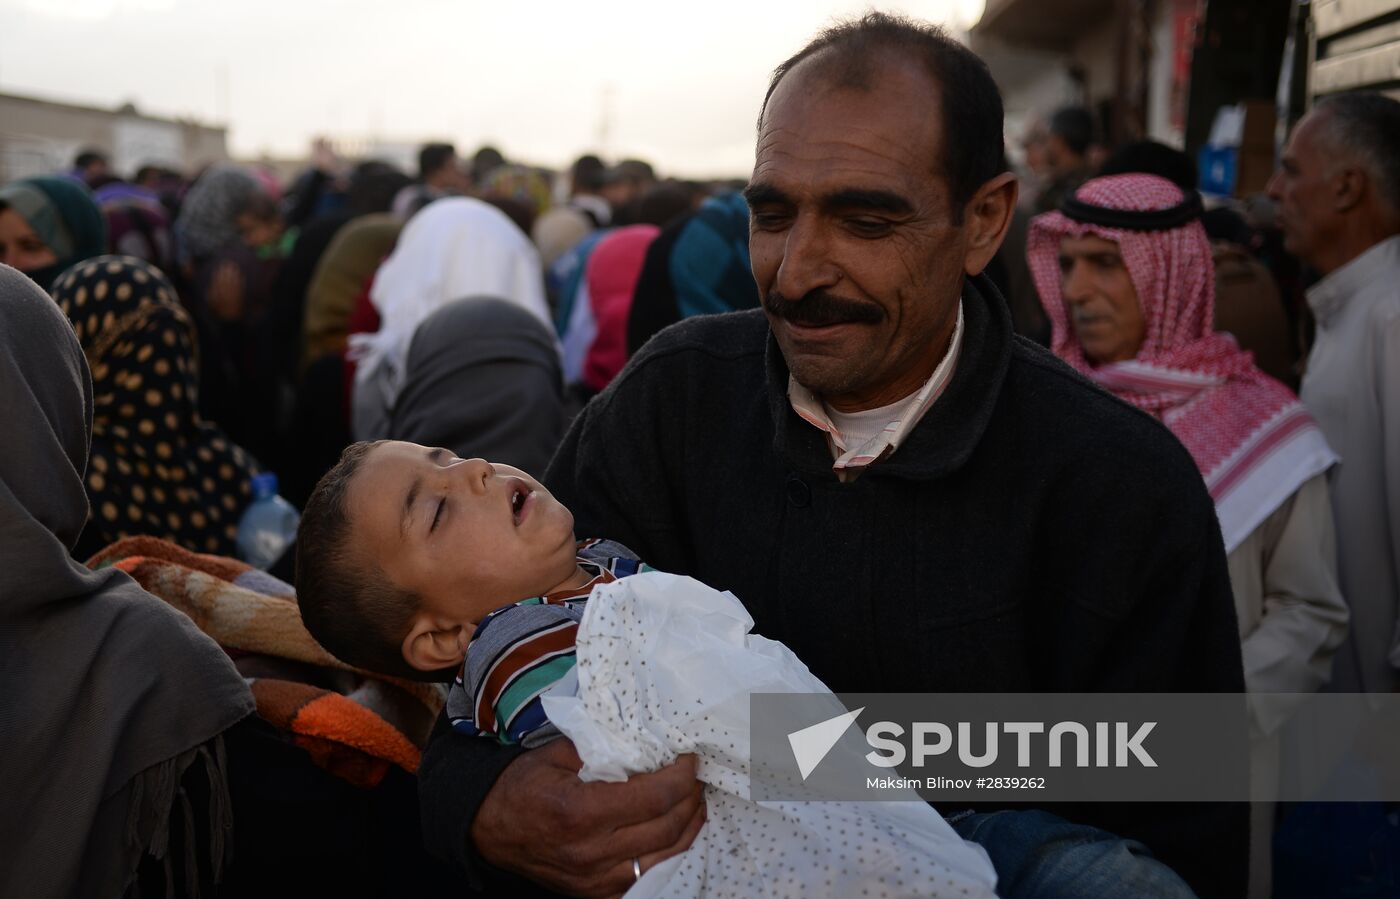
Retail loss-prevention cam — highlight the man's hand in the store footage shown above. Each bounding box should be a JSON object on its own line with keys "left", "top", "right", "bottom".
{"left": 471, "top": 738, "right": 706, "bottom": 898}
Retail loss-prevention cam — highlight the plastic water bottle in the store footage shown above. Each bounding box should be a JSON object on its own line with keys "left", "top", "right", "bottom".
{"left": 235, "top": 472, "right": 301, "bottom": 569}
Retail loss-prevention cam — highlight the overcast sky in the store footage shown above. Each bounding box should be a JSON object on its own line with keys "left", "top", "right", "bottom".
{"left": 0, "top": 0, "right": 985, "bottom": 177}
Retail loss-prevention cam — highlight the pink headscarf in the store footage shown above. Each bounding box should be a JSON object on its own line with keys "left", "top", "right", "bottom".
{"left": 1028, "top": 173, "right": 1335, "bottom": 551}
{"left": 583, "top": 224, "right": 659, "bottom": 393}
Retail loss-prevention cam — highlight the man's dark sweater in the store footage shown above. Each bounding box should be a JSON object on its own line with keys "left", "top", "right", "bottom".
{"left": 418, "top": 275, "right": 1248, "bottom": 898}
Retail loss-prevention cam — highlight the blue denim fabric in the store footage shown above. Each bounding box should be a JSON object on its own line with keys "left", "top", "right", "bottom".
{"left": 952, "top": 809, "right": 1197, "bottom": 899}
{"left": 1273, "top": 801, "right": 1400, "bottom": 898}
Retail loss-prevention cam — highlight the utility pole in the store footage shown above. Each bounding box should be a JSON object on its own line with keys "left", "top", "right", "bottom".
{"left": 597, "top": 83, "right": 615, "bottom": 156}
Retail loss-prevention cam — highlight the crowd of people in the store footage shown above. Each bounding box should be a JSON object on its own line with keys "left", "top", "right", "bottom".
{"left": 2, "top": 9, "right": 1399, "bottom": 898}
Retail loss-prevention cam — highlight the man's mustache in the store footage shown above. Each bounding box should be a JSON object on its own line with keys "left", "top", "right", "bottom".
{"left": 763, "top": 290, "right": 885, "bottom": 327}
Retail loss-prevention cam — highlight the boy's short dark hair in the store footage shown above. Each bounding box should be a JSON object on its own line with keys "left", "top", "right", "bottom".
{"left": 296, "top": 441, "right": 430, "bottom": 681}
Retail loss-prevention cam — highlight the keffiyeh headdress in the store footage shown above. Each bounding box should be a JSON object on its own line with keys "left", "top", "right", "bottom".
{"left": 1029, "top": 174, "right": 1335, "bottom": 551}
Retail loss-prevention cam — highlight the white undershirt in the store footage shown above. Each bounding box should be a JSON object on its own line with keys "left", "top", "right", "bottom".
{"left": 786, "top": 299, "right": 965, "bottom": 471}
{"left": 824, "top": 398, "right": 910, "bottom": 452}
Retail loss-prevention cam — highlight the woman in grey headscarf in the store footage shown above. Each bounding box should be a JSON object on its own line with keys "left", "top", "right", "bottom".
{"left": 175, "top": 164, "right": 281, "bottom": 263}
{"left": 387, "top": 297, "right": 566, "bottom": 474}
{"left": 0, "top": 264, "right": 254, "bottom": 896}
{"left": 174, "top": 164, "right": 289, "bottom": 468}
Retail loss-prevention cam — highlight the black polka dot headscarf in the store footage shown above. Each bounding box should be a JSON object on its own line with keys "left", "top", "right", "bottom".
{"left": 51, "top": 255, "right": 261, "bottom": 555}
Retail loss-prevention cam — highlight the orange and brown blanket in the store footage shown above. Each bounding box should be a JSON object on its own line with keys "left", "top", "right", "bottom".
{"left": 88, "top": 537, "right": 446, "bottom": 788}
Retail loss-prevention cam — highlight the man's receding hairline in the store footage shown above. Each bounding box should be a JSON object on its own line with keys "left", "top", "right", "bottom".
{"left": 760, "top": 44, "right": 940, "bottom": 130}
{"left": 1311, "top": 106, "right": 1369, "bottom": 173}
{"left": 1301, "top": 106, "right": 1340, "bottom": 152}
{"left": 757, "top": 48, "right": 949, "bottom": 189}
{"left": 757, "top": 12, "right": 1004, "bottom": 214}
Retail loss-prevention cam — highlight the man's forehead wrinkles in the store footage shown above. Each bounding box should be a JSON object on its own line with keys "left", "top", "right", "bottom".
{"left": 751, "top": 143, "right": 802, "bottom": 174}
{"left": 755, "top": 123, "right": 801, "bottom": 149}
{"left": 751, "top": 159, "right": 933, "bottom": 209}
{"left": 779, "top": 140, "right": 916, "bottom": 173}
{"left": 756, "top": 122, "right": 938, "bottom": 194}
{"left": 760, "top": 119, "right": 925, "bottom": 161}
{"left": 754, "top": 142, "right": 923, "bottom": 184}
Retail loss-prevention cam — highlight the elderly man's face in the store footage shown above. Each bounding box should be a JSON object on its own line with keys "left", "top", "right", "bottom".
{"left": 746, "top": 56, "right": 972, "bottom": 412}
{"left": 1267, "top": 112, "right": 1336, "bottom": 264}
{"left": 1058, "top": 234, "right": 1145, "bottom": 364}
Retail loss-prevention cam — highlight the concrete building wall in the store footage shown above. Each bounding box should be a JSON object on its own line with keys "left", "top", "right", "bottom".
{"left": 0, "top": 91, "right": 228, "bottom": 182}
{"left": 112, "top": 116, "right": 184, "bottom": 173}
{"left": 182, "top": 123, "right": 234, "bottom": 173}
{"left": 1310, "top": 0, "right": 1400, "bottom": 102}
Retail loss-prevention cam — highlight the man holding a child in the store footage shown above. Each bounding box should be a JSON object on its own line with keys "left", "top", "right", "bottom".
{"left": 417, "top": 13, "right": 1247, "bottom": 899}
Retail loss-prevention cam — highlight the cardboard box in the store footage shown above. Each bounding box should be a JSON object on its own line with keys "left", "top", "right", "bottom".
{"left": 1201, "top": 101, "right": 1276, "bottom": 197}
{"left": 1238, "top": 100, "right": 1276, "bottom": 152}
{"left": 1235, "top": 147, "right": 1276, "bottom": 197}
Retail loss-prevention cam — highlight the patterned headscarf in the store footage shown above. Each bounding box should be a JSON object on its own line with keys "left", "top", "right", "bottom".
{"left": 479, "top": 164, "right": 553, "bottom": 220}
{"left": 1029, "top": 174, "right": 1336, "bottom": 551}
{"left": 51, "top": 256, "right": 260, "bottom": 555}
{"left": 174, "top": 164, "right": 266, "bottom": 261}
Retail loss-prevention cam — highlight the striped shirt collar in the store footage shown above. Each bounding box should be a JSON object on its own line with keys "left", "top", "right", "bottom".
{"left": 787, "top": 299, "right": 965, "bottom": 473}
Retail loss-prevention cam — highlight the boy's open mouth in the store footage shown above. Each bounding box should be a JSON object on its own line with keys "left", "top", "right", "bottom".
{"left": 510, "top": 480, "right": 533, "bottom": 525}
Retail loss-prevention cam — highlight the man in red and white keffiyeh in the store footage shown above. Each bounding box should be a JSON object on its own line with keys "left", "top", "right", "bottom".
{"left": 1030, "top": 173, "right": 1340, "bottom": 556}
{"left": 1030, "top": 172, "right": 1349, "bottom": 899}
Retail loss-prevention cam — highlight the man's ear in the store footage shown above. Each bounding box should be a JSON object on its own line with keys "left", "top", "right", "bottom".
{"left": 962, "top": 172, "right": 1019, "bottom": 277}
{"left": 401, "top": 613, "right": 470, "bottom": 674}
{"left": 1333, "top": 165, "right": 1367, "bottom": 214}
